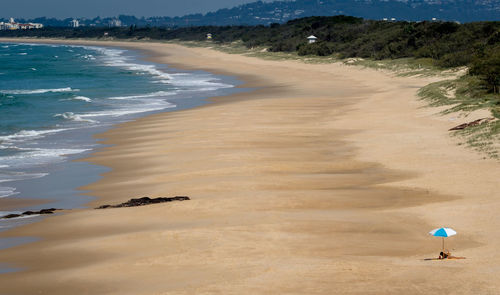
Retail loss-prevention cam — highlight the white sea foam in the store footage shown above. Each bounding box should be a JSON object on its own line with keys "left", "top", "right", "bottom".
{"left": 72, "top": 96, "right": 92, "bottom": 102}
{"left": 0, "top": 148, "right": 91, "bottom": 168}
{"left": 80, "top": 101, "right": 176, "bottom": 118}
{"left": 0, "top": 187, "right": 18, "bottom": 198}
{"left": 96, "top": 47, "right": 174, "bottom": 82}
{"left": 18, "top": 52, "right": 27, "bottom": 55}
{"left": 0, "top": 212, "right": 40, "bottom": 219}
{"left": 0, "top": 87, "right": 78, "bottom": 95}
{"left": 0, "top": 172, "right": 48, "bottom": 184}
{"left": 25, "top": 44, "right": 233, "bottom": 95}
{"left": 60, "top": 96, "right": 92, "bottom": 102}
{"left": 54, "top": 112, "right": 97, "bottom": 123}
{"left": 76, "top": 47, "right": 232, "bottom": 118}
{"left": 169, "top": 74, "right": 233, "bottom": 90}
{"left": 0, "top": 129, "right": 68, "bottom": 143}
{"left": 15, "top": 214, "right": 42, "bottom": 219}
{"left": 27, "top": 148, "right": 91, "bottom": 158}
{"left": 107, "top": 91, "right": 177, "bottom": 100}
{"left": 82, "top": 54, "right": 96, "bottom": 60}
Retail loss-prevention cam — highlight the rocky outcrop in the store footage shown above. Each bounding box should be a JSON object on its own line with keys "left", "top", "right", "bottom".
{"left": 0, "top": 197, "right": 190, "bottom": 219}
{"left": 1, "top": 208, "right": 61, "bottom": 219}
{"left": 96, "top": 196, "right": 190, "bottom": 209}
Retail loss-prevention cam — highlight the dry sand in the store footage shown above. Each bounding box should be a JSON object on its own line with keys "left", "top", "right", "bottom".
{"left": 0, "top": 39, "right": 499, "bottom": 294}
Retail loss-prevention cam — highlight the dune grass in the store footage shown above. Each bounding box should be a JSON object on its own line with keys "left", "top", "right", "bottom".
{"left": 169, "top": 39, "right": 500, "bottom": 159}
{"left": 418, "top": 75, "right": 500, "bottom": 159}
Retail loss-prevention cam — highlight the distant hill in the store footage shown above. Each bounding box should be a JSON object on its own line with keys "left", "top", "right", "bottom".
{"left": 2, "top": 0, "right": 499, "bottom": 27}
{"left": 168, "top": 0, "right": 500, "bottom": 25}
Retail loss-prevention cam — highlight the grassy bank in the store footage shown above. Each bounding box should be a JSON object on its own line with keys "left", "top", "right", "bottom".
{"left": 178, "top": 39, "right": 500, "bottom": 159}
{"left": 418, "top": 76, "right": 500, "bottom": 158}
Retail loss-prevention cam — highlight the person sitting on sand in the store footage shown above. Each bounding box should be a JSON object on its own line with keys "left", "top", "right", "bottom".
{"left": 438, "top": 250, "right": 467, "bottom": 260}
{"left": 439, "top": 251, "right": 450, "bottom": 259}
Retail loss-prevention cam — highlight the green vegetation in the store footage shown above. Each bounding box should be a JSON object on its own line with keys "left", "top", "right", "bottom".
{"left": 418, "top": 76, "right": 500, "bottom": 158}
{"left": 343, "top": 57, "right": 445, "bottom": 76}
{"left": 418, "top": 76, "right": 500, "bottom": 113}
{"left": 2, "top": 16, "right": 498, "bottom": 87}
{"left": 469, "top": 43, "right": 500, "bottom": 94}
{"left": 451, "top": 118, "right": 500, "bottom": 159}
{"left": 1, "top": 15, "right": 499, "bottom": 158}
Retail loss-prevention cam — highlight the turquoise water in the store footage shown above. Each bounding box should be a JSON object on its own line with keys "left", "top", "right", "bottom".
{"left": 0, "top": 42, "right": 242, "bottom": 272}
{"left": 0, "top": 42, "right": 238, "bottom": 220}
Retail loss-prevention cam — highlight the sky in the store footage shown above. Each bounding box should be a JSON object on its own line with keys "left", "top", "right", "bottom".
{"left": 2, "top": 0, "right": 273, "bottom": 19}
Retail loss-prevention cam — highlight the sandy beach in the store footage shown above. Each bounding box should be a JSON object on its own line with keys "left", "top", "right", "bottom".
{"left": 0, "top": 39, "right": 499, "bottom": 294}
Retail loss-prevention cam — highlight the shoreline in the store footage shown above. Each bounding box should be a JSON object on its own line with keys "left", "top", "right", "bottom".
{"left": 0, "top": 38, "right": 499, "bottom": 294}
{"left": 0, "top": 39, "right": 244, "bottom": 219}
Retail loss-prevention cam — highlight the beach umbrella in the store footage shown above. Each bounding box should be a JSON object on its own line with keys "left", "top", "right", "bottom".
{"left": 429, "top": 227, "right": 457, "bottom": 252}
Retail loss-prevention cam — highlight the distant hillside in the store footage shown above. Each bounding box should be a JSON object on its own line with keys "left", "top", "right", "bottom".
{"left": 169, "top": 0, "right": 500, "bottom": 25}
{"left": 2, "top": 0, "right": 499, "bottom": 27}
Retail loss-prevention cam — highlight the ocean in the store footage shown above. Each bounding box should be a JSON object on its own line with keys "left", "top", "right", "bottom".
{"left": 0, "top": 42, "right": 241, "bottom": 235}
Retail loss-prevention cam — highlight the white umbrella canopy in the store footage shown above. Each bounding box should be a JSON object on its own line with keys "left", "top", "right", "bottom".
{"left": 429, "top": 227, "right": 457, "bottom": 252}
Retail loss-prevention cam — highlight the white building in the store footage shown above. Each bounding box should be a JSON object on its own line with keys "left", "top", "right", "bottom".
{"left": 109, "top": 19, "right": 122, "bottom": 27}
{"left": 71, "top": 19, "right": 79, "bottom": 28}
{"left": 0, "top": 18, "right": 42, "bottom": 30}
{"left": 307, "top": 35, "right": 318, "bottom": 44}
{"left": 31, "top": 23, "right": 43, "bottom": 29}
{"left": 19, "top": 23, "right": 33, "bottom": 29}
{"left": 6, "top": 18, "right": 19, "bottom": 30}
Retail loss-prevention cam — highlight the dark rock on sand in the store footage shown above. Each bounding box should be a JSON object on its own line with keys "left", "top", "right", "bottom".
{"left": 449, "top": 117, "right": 494, "bottom": 131}
{"left": 96, "top": 196, "right": 190, "bottom": 209}
{"left": 1, "top": 208, "right": 60, "bottom": 219}
{"left": 2, "top": 214, "right": 22, "bottom": 219}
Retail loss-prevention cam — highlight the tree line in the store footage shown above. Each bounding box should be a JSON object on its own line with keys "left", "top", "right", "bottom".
{"left": 1, "top": 16, "right": 498, "bottom": 93}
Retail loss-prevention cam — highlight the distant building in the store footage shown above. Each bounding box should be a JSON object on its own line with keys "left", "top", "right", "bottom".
{"left": 0, "top": 18, "right": 42, "bottom": 30}
{"left": 109, "top": 19, "right": 122, "bottom": 27}
{"left": 206, "top": 33, "right": 212, "bottom": 40}
{"left": 7, "top": 18, "right": 19, "bottom": 30}
{"left": 307, "top": 35, "right": 318, "bottom": 44}
{"left": 70, "top": 19, "right": 79, "bottom": 28}
{"left": 19, "top": 23, "right": 34, "bottom": 29}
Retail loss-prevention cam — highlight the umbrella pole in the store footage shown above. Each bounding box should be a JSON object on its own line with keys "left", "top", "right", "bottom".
{"left": 442, "top": 237, "right": 444, "bottom": 252}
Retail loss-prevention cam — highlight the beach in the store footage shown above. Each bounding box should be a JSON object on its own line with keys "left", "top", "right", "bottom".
{"left": 0, "top": 39, "right": 499, "bottom": 294}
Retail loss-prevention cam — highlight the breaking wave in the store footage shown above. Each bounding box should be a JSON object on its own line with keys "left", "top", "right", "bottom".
{"left": 54, "top": 112, "right": 97, "bottom": 123}
{"left": 0, "top": 87, "right": 78, "bottom": 95}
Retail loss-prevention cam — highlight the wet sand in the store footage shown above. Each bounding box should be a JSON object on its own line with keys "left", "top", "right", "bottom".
{"left": 0, "top": 39, "right": 499, "bottom": 294}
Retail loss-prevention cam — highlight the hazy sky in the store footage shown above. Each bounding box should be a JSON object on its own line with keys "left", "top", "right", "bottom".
{"left": 2, "top": 0, "right": 272, "bottom": 19}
